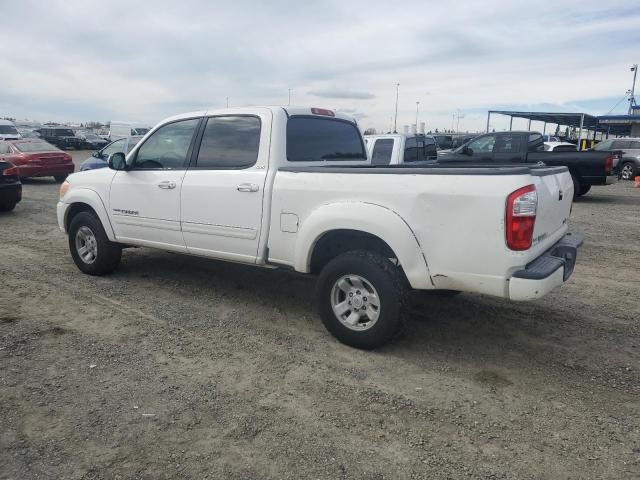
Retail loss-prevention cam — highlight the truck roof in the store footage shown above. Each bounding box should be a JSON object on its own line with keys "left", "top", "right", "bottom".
{"left": 181, "top": 106, "right": 357, "bottom": 123}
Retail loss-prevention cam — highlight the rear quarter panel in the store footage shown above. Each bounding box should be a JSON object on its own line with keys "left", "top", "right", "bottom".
{"left": 268, "top": 170, "right": 569, "bottom": 297}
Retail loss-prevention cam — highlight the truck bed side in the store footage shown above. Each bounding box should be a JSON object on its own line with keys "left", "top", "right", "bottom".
{"left": 267, "top": 165, "right": 572, "bottom": 298}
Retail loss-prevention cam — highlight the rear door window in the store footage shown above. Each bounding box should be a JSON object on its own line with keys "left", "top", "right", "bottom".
{"left": 371, "top": 139, "right": 394, "bottom": 165}
{"left": 403, "top": 137, "right": 419, "bottom": 162}
{"left": 287, "top": 117, "right": 366, "bottom": 162}
{"left": 495, "top": 135, "right": 522, "bottom": 153}
{"left": 194, "top": 116, "right": 261, "bottom": 169}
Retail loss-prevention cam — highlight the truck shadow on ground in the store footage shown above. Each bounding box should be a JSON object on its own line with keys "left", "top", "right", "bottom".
{"left": 575, "top": 192, "right": 636, "bottom": 205}
{"left": 110, "top": 248, "right": 613, "bottom": 384}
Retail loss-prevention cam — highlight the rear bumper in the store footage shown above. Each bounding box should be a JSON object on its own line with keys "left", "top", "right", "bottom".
{"left": 17, "top": 163, "right": 74, "bottom": 178}
{"left": 509, "top": 233, "right": 583, "bottom": 301}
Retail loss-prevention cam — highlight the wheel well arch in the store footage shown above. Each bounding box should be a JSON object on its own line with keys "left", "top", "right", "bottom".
{"left": 65, "top": 202, "right": 97, "bottom": 232}
{"left": 309, "top": 229, "right": 398, "bottom": 275}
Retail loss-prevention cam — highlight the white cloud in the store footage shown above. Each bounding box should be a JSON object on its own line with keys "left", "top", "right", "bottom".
{"left": 0, "top": 0, "right": 638, "bottom": 131}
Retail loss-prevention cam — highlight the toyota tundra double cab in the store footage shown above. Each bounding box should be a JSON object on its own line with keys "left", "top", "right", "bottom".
{"left": 57, "top": 107, "right": 582, "bottom": 349}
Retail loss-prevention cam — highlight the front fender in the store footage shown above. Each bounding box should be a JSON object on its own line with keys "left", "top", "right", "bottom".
{"left": 60, "top": 188, "right": 115, "bottom": 241}
{"left": 295, "top": 202, "right": 433, "bottom": 289}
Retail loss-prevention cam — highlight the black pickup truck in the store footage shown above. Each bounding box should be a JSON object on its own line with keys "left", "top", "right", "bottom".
{"left": 35, "top": 127, "right": 83, "bottom": 150}
{"left": 437, "top": 131, "right": 620, "bottom": 197}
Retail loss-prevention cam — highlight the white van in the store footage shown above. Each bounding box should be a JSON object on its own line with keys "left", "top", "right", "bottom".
{"left": 108, "top": 121, "right": 150, "bottom": 141}
{"left": 0, "top": 119, "right": 22, "bottom": 141}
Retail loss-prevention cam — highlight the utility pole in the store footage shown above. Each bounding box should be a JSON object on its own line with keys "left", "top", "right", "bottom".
{"left": 393, "top": 83, "right": 400, "bottom": 133}
{"left": 226, "top": 97, "right": 229, "bottom": 108}
{"left": 288, "top": 88, "right": 291, "bottom": 106}
{"left": 415, "top": 101, "right": 420, "bottom": 128}
{"left": 629, "top": 64, "right": 638, "bottom": 114}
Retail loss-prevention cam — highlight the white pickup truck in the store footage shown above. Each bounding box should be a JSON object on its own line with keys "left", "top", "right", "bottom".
{"left": 364, "top": 133, "right": 438, "bottom": 166}
{"left": 57, "top": 106, "right": 582, "bottom": 349}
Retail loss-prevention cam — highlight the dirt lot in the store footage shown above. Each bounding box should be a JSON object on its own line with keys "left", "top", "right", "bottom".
{"left": 1, "top": 153, "right": 639, "bottom": 479}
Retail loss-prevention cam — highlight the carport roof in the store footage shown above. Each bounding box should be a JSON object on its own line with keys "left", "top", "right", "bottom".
{"left": 488, "top": 110, "right": 636, "bottom": 136}
{"left": 488, "top": 111, "right": 599, "bottom": 129}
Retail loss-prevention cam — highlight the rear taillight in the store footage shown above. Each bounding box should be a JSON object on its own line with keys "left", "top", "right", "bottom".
{"left": 604, "top": 155, "right": 614, "bottom": 174}
{"left": 506, "top": 184, "right": 537, "bottom": 251}
{"left": 2, "top": 166, "right": 18, "bottom": 176}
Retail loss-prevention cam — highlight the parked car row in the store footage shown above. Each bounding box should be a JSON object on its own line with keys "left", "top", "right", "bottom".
{"left": 0, "top": 133, "right": 146, "bottom": 214}
{"left": 1, "top": 119, "right": 152, "bottom": 151}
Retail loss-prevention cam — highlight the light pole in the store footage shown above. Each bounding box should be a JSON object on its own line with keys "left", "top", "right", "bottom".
{"left": 288, "top": 88, "right": 291, "bottom": 106}
{"left": 393, "top": 83, "right": 400, "bottom": 133}
{"left": 226, "top": 97, "right": 229, "bottom": 108}
{"left": 629, "top": 64, "right": 638, "bottom": 114}
{"left": 415, "top": 101, "right": 420, "bottom": 129}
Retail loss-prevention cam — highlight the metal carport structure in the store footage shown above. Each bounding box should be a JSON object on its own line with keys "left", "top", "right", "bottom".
{"left": 485, "top": 111, "right": 633, "bottom": 146}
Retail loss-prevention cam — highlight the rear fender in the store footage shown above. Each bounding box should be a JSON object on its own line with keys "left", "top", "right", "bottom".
{"left": 63, "top": 188, "right": 115, "bottom": 241}
{"left": 295, "top": 202, "right": 433, "bottom": 289}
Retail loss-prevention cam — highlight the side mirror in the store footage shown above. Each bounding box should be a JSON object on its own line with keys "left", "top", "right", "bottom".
{"left": 108, "top": 152, "right": 127, "bottom": 171}
{"left": 92, "top": 151, "right": 100, "bottom": 158}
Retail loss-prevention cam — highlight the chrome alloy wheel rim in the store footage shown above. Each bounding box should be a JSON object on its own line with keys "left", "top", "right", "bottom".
{"left": 331, "top": 274, "right": 381, "bottom": 331}
{"left": 75, "top": 226, "right": 98, "bottom": 264}
{"left": 621, "top": 164, "right": 633, "bottom": 180}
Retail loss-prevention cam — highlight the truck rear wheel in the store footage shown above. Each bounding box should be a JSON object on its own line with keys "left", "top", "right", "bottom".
{"left": 68, "top": 211, "right": 121, "bottom": 275}
{"left": 316, "top": 250, "right": 407, "bottom": 349}
{"left": 579, "top": 184, "right": 591, "bottom": 196}
{"left": 571, "top": 174, "right": 584, "bottom": 198}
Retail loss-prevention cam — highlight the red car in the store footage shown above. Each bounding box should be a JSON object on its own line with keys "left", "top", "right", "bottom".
{"left": 0, "top": 139, "right": 74, "bottom": 182}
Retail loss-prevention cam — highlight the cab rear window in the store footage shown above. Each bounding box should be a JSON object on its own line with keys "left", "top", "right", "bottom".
{"left": 287, "top": 117, "right": 366, "bottom": 162}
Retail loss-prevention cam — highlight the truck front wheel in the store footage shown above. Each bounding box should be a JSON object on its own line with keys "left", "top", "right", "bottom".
{"left": 316, "top": 250, "right": 407, "bottom": 349}
{"left": 68, "top": 211, "right": 122, "bottom": 275}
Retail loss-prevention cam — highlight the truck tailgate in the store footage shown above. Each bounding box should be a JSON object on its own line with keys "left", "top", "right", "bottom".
{"left": 531, "top": 168, "right": 573, "bottom": 248}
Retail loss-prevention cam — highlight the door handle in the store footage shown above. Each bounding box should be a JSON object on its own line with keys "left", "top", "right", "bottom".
{"left": 157, "top": 181, "right": 176, "bottom": 189}
{"left": 236, "top": 183, "right": 259, "bottom": 192}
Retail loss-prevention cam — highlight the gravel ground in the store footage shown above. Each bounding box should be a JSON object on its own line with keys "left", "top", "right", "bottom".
{"left": 1, "top": 152, "right": 639, "bottom": 479}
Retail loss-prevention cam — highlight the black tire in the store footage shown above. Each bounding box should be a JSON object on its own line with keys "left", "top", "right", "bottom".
{"left": 571, "top": 174, "right": 583, "bottom": 198}
{"left": 316, "top": 250, "right": 408, "bottom": 349}
{"left": 68, "top": 211, "right": 121, "bottom": 275}
{"left": 579, "top": 184, "right": 591, "bottom": 196}
{"left": 54, "top": 174, "right": 68, "bottom": 183}
{"left": 621, "top": 162, "right": 637, "bottom": 180}
{"left": 0, "top": 201, "right": 16, "bottom": 212}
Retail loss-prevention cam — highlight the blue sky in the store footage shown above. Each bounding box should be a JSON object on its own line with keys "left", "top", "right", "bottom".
{"left": 0, "top": 0, "right": 638, "bottom": 131}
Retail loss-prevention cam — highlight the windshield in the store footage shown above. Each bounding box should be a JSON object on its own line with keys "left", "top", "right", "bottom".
{"left": 286, "top": 117, "right": 366, "bottom": 162}
{"left": 0, "top": 125, "right": 19, "bottom": 135}
{"left": 14, "top": 141, "right": 59, "bottom": 153}
{"left": 84, "top": 134, "right": 101, "bottom": 140}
